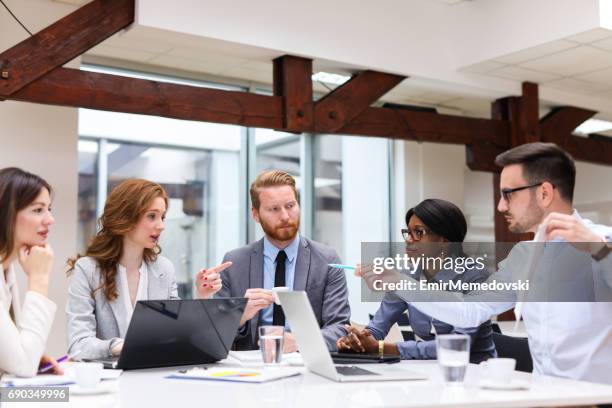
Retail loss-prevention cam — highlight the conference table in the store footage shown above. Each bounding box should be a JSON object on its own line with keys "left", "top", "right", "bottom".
{"left": 29, "top": 358, "right": 612, "bottom": 408}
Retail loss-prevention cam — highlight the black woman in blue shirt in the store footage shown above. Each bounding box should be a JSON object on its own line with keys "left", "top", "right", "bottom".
{"left": 337, "top": 199, "right": 497, "bottom": 363}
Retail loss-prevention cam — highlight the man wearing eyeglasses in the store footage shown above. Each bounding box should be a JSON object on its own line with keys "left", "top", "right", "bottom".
{"left": 383, "top": 142, "right": 612, "bottom": 384}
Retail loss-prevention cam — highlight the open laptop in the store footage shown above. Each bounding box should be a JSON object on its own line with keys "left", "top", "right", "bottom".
{"left": 90, "top": 298, "right": 246, "bottom": 370}
{"left": 277, "top": 291, "right": 427, "bottom": 382}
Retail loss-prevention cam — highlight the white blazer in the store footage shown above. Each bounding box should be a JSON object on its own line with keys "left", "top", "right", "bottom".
{"left": 0, "top": 263, "right": 57, "bottom": 378}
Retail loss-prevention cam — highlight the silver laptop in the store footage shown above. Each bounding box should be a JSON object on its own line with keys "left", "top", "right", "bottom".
{"left": 277, "top": 291, "right": 427, "bottom": 382}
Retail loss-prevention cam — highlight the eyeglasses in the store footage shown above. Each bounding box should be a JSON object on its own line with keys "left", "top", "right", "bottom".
{"left": 500, "top": 182, "right": 543, "bottom": 202}
{"left": 401, "top": 227, "right": 431, "bottom": 242}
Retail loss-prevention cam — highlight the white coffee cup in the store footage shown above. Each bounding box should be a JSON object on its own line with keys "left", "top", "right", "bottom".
{"left": 272, "top": 286, "right": 290, "bottom": 305}
{"left": 481, "top": 358, "right": 516, "bottom": 384}
{"left": 74, "top": 362, "right": 103, "bottom": 389}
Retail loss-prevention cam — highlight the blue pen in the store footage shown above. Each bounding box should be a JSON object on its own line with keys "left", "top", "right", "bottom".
{"left": 328, "top": 263, "right": 356, "bottom": 271}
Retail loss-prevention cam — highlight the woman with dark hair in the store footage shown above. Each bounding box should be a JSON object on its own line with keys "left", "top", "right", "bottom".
{"left": 337, "top": 199, "right": 496, "bottom": 363}
{"left": 66, "top": 178, "right": 231, "bottom": 360}
{"left": 0, "top": 167, "right": 63, "bottom": 377}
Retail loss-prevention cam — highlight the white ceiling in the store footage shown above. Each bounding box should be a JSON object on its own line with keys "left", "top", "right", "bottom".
{"left": 81, "top": 24, "right": 493, "bottom": 118}
{"left": 462, "top": 28, "right": 612, "bottom": 107}
{"left": 19, "top": 1, "right": 612, "bottom": 121}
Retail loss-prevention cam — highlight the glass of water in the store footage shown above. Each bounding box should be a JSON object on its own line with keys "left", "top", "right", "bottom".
{"left": 436, "top": 334, "right": 470, "bottom": 384}
{"left": 259, "top": 325, "right": 285, "bottom": 366}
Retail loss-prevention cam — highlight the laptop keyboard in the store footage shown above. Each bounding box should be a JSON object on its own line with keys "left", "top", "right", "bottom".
{"left": 336, "top": 365, "right": 379, "bottom": 376}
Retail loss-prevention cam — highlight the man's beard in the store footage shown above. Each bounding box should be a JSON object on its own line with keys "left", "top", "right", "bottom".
{"left": 505, "top": 197, "right": 544, "bottom": 234}
{"left": 260, "top": 217, "right": 300, "bottom": 242}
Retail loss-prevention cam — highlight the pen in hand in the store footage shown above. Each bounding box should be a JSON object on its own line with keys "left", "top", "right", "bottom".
{"left": 328, "top": 263, "right": 356, "bottom": 271}
{"left": 38, "top": 351, "right": 80, "bottom": 374}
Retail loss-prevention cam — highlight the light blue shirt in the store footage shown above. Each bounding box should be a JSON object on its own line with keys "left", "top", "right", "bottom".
{"left": 260, "top": 234, "right": 300, "bottom": 328}
{"left": 368, "top": 266, "right": 496, "bottom": 362}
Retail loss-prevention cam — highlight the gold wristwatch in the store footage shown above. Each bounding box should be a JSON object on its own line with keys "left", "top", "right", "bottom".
{"left": 378, "top": 340, "right": 384, "bottom": 357}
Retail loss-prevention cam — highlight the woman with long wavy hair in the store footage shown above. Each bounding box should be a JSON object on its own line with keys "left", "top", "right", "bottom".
{"left": 0, "top": 167, "right": 63, "bottom": 377}
{"left": 66, "top": 178, "right": 231, "bottom": 360}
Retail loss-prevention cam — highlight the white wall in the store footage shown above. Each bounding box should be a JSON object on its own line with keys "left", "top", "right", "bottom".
{"left": 463, "top": 170, "right": 495, "bottom": 242}
{"left": 399, "top": 141, "right": 466, "bottom": 214}
{"left": 0, "top": 101, "right": 78, "bottom": 356}
{"left": 396, "top": 141, "right": 495, "bottom": 242}
{"left": 396, "top": 140, "right": 612, "bottom": 244}
{"left": 1, "top": 0, "right": 79, "bottom": 355}
{"left": 574, "top": 161, "right": 612, "bottom": 224}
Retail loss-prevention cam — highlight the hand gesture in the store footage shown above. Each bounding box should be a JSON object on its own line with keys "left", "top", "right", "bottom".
{"left": 240, "top": 288, "right": 274, "bottom": 326}
{"left": 195, "top": 261, "right": 232, "bottom": 299}
{"left": 543, "top": 212, "right": 606, "bottom": 255}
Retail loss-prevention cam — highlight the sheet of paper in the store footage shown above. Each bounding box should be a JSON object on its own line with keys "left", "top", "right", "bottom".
{"left": 167, "top": 366, "right": 302, "bottom": 383}
{"left": 1, "top": 368, "right": 122, "bottom": 387}
{"left": 0, "top": 375, "right": 75, "bottom": 387}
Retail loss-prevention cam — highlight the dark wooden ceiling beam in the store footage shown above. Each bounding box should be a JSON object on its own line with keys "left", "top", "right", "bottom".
{"left": 521, "top": 82, "right": 541, "bottom": 143}
{"left": 338, "top": 106, "right": 510, "bottom": 145}
{"left": 563, "top": 135, "right": 612, "bottom": 166}
{"left": 539, "top": 106, "right": 612, "bottom": 165}
{"left": 273, "top": 55, "right": 313, "bottom": 132}
{"left": 11, "top": 67, "right": 283, "bottom": 128}
{"left": 0, "top": 0, "right": 134, "bottom": 97}
{"left": 1, "top": 0, "right": 610, "bottom": 170}
{"left": 314, "top": 71, "right": 405, "bottom": 133}
{"left": 464, "top": 84, "right": 612, "bottom": 171}
{"left": 465, "top": 143, "right": 506, "bottom": 173}
{"left": 465, "top": 96, "right": 515, "bottom": 172}
{"left": 540, "top": 106, "right": 597, "bottom": 144}
{"left": 500, "top": 96, "right": 523, "bottom": 146}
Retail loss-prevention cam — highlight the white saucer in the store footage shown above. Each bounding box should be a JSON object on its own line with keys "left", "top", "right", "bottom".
{"left": 479, "top": 379, "right": 530, "bottom": 390}
{"left": 69, "top": 382, "right": 117, "bottom": 396}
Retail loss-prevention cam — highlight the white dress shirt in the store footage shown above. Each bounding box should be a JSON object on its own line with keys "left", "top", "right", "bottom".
{"left": 115, "top": 263, "right": 148, "bottom": 338}
{"left": 401, "top": 211, "right": 612, "bottom": 384}
{"left": 0, "top": 263, "right": 56, "bottom": 378}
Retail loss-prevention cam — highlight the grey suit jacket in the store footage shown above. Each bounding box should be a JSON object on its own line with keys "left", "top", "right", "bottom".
{"left": 216, "top": 236, "right": 350, "bottom": 351}
{"left": 66, "top": 256, "right": 179, "bottom": 360}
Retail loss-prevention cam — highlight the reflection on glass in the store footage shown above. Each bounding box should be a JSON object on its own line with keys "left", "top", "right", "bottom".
{"left": 253, "top": 128, "right": 301, "bottom": 241}
{"left": 105, "top": 143, "right": 210, "bottom": 299}
{"left": 77, "top": 137, "right": 241, "bottom": 299}
{"left": 313, "top": 135, "right": 342, "bottom": 256}
{"left": 77, "top": 139, "right": 98, "bottom": 253}
{"left": 255, "top": 128, "right": 301, "bottom": 176}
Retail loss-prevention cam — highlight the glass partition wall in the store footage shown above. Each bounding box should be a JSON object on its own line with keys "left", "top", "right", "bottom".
{"left": 77, "top": 64, "right": 393, "bottom": 320}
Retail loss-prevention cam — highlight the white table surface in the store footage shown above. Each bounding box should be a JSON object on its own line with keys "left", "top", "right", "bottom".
{"left": 15, "top": 359, "right": 612, "bottom": 408}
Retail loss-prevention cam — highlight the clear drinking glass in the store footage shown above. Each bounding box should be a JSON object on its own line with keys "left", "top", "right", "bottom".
{"left": 436, "top": 334, "right": 470, "bottom": 384}
{"left": 259, "top": 326, "right": 285, "bottom": 366}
